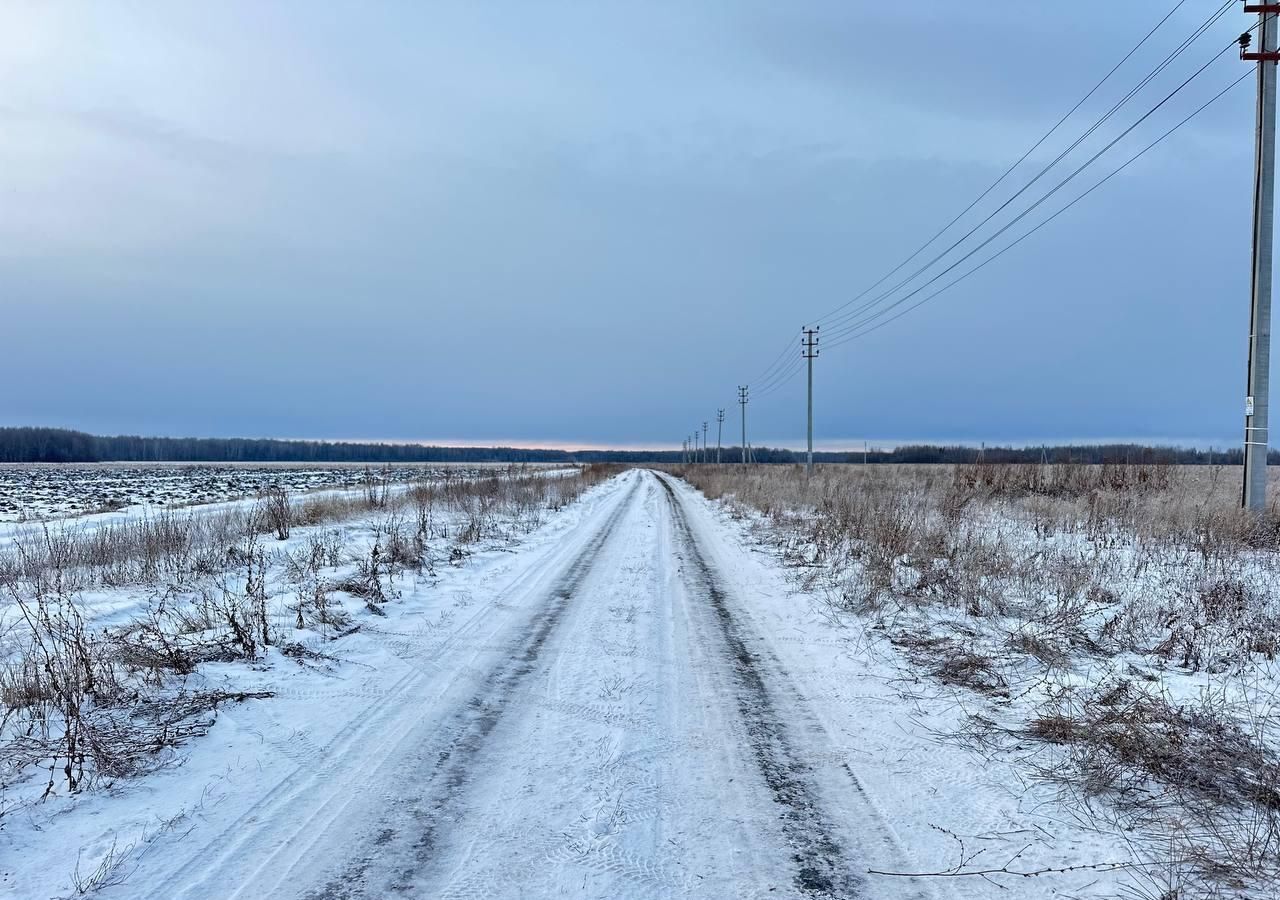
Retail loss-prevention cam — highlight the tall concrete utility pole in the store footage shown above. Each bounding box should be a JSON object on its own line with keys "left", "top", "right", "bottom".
{"left": 682, "top": 438, "right": 687, "bottom": 464}
{"left": 702, "top": 422, "right": 708, "bottom": 464}
{"left": 802, "top": 326, "right": 820, "bottom": 476}
{"left": 1241, "top": 8, "right": 1278, "bottom": 511}
{"left": 716, "top": 409, "right": 725, "bottom": 464}
{"left": 738, "top": 386, "right": 749, "bottom": 465}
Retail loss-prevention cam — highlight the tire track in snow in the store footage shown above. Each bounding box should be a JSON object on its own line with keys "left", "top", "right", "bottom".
{"left": 386, "top": 473, "right": 698, "bottom": 899}
{"left": 507, "top": 689, "right": 661, "bottom": 735}
{"left": 120, "top": 473, "right": 640, "bottom": 900}
{"left": 304, "top": 477, "right": 643, "bottom": 899}
{"left": 431, "top": 823, "right": 697, "bottom": 900}
{"left": 656, "top": 473, "right": 866, "bottom": 899}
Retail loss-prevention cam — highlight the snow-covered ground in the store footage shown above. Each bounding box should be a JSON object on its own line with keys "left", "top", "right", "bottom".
{"left": 2, "top": 469, "right": 1181, "bottom": 899}
{"left": 0, "top": 462, "right": 563, "bottom": 524}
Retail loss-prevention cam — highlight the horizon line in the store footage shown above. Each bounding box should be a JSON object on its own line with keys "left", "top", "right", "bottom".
{"left": 8, "top": 426, "right": 1252, "bottom": 454}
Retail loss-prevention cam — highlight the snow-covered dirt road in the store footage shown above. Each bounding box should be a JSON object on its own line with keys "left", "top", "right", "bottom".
{"left": 21, "top": 469, "right": 1136, "bottom": 899}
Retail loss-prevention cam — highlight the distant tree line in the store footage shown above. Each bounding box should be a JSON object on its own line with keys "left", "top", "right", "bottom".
{"left": 0, "top": 428, "right": 579, "bottom": 464}
{"left": 797, "top": 443, "right": 1279, "bottom": 465}
{"left": 0, "top": 427, "right": 1273, "bottom": 465}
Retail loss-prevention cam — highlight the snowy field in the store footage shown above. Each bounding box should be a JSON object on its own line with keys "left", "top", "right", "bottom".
{"left": 0, "top": 462, "right": 548, "bottom": 523}
{"left": 2, "top": 465, "right": 1278, "bottom": 899}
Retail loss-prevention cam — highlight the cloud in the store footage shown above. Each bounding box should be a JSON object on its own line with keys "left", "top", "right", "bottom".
{"left": 0, "top": 1, "right": 1265, "bottom": 446}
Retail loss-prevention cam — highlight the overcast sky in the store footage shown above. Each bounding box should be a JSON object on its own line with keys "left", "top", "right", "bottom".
{"left": 0, "top": 1, "right": 1267, "bottom": 449}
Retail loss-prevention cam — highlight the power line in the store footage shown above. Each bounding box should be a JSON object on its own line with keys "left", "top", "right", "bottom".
{"left": 819, "top": 0, "right": 1237, "bottom": 335}
{"left": 755, "top": 352, "right": 804, "bottom": 393}
{"left": 818, "top": 68, "right": 1251, "bottom": 351}
{"left": 745, "top": 3, "right": 1212, "bottom": 391}
{"left": 808, "top": 0, "right": 1210, "bottom": 332}
{"left": 754, "top": 356, "right": 804, "bottom": 399}
{"left": 749, "top": 336, "right": 800, "bottom": 387}
{"left": 733, "top": 5, "right": 1250, "bottom": 417}
{"left": 754, "top": 366, "right": 803, "bottom": 403}
{"left": 819, "top": 38, "right": 1238, "bottom": 346}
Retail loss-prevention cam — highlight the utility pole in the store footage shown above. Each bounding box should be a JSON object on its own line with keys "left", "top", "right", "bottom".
{"left": 702, "top": 422, "right": 708, "bottom": 464}
{"left": 682, "top": 437, "right": 687, "bottom": 464}
{"left": 738, "top": 385, "right": 749, "bottom": 465}
{"left": 1241, "top": 9, "right": 1278, "bottom": 510}
{"left": 802, "top": 326, "right": 820, "bottom": 476}
{"left": 716, "top": 409, "right": 725, "bottom": 464}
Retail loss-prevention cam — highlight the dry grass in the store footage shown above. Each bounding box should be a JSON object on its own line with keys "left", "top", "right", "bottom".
{"left": 0, "top": 560, "right": 272, "bottom": 797}
{"left": 1026, "top": 677, "right": 1280, "bottom": 896}
{"left": 672, "top": 461, "right": 1280, "bottom": 895}
{"left": 0, "top": 463, "right": 620, "bottom": 807}
{"left": 0, "top": 464, "right": 609, "bottom": 593}
{"left": 1029, "top": 679, "right": 1280, "bottom": 812}
{"left": 675, "top": 463, "right": 1280, "bottom": 670}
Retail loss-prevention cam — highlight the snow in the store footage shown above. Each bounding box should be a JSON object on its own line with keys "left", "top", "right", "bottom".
{"left": 667, "top": 474, "right": 1151, "bottom": 897}
{"left": 1, "top": 470, "right": 1191, "bottom": 898}
{"left": 0, "top": 463, "right": 561, "bottom": 524}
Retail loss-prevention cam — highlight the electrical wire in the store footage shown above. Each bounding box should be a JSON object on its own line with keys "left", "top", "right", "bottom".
{"left": 818, "top": 68, "right": 1251, "bottom": 352}
{"left": 817, "top": 37, "right": 1238, "bottom": 345}
{"left": 747, "top": 335, "right": 799, "bottom": 390}
{"left": 754, "top": 352, "right": 804, "bottom": 395}
{"left": 743, "top": 1, "right": 1207, "bottom": 393}
{"left": 807, "top": 0, "right": 1207, "bottom": 332}
{"left": 818, "top": 0, "right": 1237, "bottom": 335}
{"left": 731, "top": 2, "right": 1247, "bottom": 409}
{"left": 754, "top": 359, "right": 804, "bottom": 400}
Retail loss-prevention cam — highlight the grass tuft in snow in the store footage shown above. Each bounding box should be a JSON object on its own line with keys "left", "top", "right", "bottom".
{"left": 673, "top": 461, "right": 1280, "bottom": 896}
